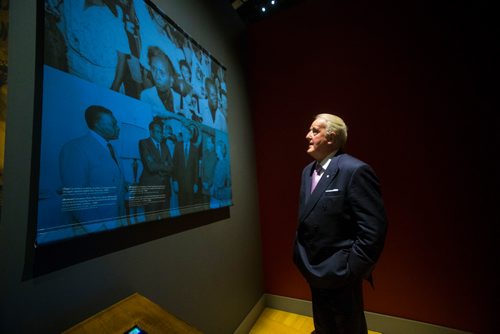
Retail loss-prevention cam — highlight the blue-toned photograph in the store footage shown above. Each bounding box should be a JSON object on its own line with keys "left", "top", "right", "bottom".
{"left": 38, "top": 0, "right": 232, "bottom": 244}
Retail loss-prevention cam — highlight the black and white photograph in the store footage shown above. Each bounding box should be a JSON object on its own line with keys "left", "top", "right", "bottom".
{"left": 37, "top": 0, "right": 232, "bottom": 244}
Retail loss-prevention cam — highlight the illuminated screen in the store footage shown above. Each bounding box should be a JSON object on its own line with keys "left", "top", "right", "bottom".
{"left": 36, "top": 0, "right": 232, "bottom": 244}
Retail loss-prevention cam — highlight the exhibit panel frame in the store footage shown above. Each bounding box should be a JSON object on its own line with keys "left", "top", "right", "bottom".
{"left": 33, "top": 0, "right": 232, "bottom": 245}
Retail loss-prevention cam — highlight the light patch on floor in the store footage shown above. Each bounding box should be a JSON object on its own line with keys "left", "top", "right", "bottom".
{"left": 250, "top": 308, "right": 382, "bottom": 334}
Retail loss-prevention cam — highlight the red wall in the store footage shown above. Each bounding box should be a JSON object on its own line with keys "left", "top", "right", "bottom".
{"left": 246, "top": 1, "right": 496, "bottom": 333}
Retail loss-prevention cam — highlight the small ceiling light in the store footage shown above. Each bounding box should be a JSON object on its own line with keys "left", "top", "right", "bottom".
{"left": 261, "top": 6, "right": 266, "bottom": 12}
{"left": 271, "top": 0, "right": 276, "bottom": 5}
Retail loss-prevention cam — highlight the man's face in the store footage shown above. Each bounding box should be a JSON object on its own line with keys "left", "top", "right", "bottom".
{"left": 150, "top": 124, "right": 163, "bottom": 143}
{"left": 305, "top": 118, "right": 334, "bottom": 161}
{"left": 151, "top": 56, "right": 172, "bottom": 92}
{"left": 220, "top": 94, "right": 227, "bottom": 113}
{"left": 180, "top": 64, "right": 191, "bottom": 82}
{"left": 207, "top": 85, "right": 218, "bottom": 111}
{"left": 95, "top": 113, "right": 120, "bottom": 141}
{"left": 189, "top": 95, "right": 198, "bottom": 109}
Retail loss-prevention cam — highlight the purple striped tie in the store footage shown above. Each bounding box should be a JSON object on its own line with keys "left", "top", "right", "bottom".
{"left": 311, "top": 164, "right": 323, "bottom": 193}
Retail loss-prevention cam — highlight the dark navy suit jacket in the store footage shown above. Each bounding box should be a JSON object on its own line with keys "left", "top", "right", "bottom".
{"left": 138, "top": 137, "right": 173, "bottom": 195}
{"left": 173, "top": 141, "right": 200, "bottom": 206}
{"left": 294, "top": 151, "right": 387, "bottom": 289}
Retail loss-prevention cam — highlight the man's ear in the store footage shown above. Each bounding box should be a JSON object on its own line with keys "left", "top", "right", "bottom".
{"left": 327, "top": 131, "right": 336, "bottom": 144}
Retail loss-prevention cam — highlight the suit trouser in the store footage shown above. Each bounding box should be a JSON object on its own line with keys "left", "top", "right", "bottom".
{"left": 310, "top": 279, "right": 367, "bottom": 334}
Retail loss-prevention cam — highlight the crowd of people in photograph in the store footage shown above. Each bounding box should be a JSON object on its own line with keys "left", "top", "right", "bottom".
{"left": 45, "top": 0, "right": 228, "bottom": 132}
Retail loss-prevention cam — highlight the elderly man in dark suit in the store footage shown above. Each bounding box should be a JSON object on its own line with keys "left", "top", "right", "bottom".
{"left": 138, "top": 119, "right": 173, "bottom": 219}
{"left": 294, "top": 113, "right": 387, "bottom": 334}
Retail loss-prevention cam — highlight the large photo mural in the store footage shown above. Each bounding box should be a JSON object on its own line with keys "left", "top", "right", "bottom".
{"left": 37, "top": 0, "right": 231, "bottom": 244}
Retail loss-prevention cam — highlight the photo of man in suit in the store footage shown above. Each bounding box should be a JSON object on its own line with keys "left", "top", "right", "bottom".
{"left": 138, "top": 118, "right": 173, "bottom": 220}
{"left": 293, "top": 113, "right": 387, "bottom": 334}
{"left": 172, "top": 122, "right": 200, "bottom": 212}
{"left": 59, "top": 105, "right": 127, "bottom": 235}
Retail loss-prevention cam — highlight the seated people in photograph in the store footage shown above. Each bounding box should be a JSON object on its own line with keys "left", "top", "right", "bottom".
{"left": 115, "top": 0, "right": 144, "bottom": 99}
{"left": 199, "top": 78, "right": 227, "bottom": 133}
{"left": 174, "top": 59, "right": 202, "bottom": 122}
{"left": 140, "top": 46, "right": 181, "bottom": 117}
{"left": 172, "top": 59, "right": 201, "bottom": 122}
{"left": 172, "top": 122, "right": 201, "bottom": 211}
{"left": 192, "top": 47, "right": 212, "bottom": 95}
{"left": 210, "top": 140, "right": 231, "bottom": 208}
{"left": 135, "top": 1, "right": 184, "bottom": 87}
{"left": 186, "top": 94, "right": 201, "bottom": 123}
{"left": 162, "top": 20, "right": 188, "bottom": 74}
{"left": 138, "top": 119, "right": 173, "bottom": 220}
{"left": 62, "top": 0, "right": 131, "bottom": 91}
{"left": 211, "top": 62, "right": 226, "bottom": 92}
{"left": 219, "top": 90, "right": 228, "bottom": 118}
{"left": 176, "top": 59, "right": 193, "bottom": 97}
{"left": 59, "top": 105, "right": 127, "bottom": 235}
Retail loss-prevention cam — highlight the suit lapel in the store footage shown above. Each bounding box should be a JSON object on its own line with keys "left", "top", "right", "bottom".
{"left": 304, "top": 162, "right": 314, "bottom": 200}
{"left": 161, "top": 141, "right": 173, "bottom": 164}
{"left": 90, "top": 135, "right": 123, "bottom": 175}
{"left": 164, "top": 141, "right": 172, "bottom": 160}
{"left": 298, "top": 162, "right": 314, "bottom": 217}
{"left": 300, "top": 154, "right": 342, "bottom": 222}
{"left": 148, "top": 138, "right": 162, "bottom": 160}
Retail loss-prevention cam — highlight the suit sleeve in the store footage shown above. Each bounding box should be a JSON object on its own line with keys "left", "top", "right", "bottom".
{"left": 347, "top": 164, "right": 388, "bottom": 279}
{"left": 139, "top": 140, "right": 170, "bottom": 174}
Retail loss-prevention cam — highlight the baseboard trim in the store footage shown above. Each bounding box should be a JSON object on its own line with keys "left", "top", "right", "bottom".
{"left": 233, "top": 294, "right": 266, "bottom": 334}
{"left": 363, "top": 311, "right": 471, "bottom": 334}
{"left": 236, "top": 293, "right": 471, "bottom": 334}
{"left": 266, "top": 293, "right": 313, "bottom": 317}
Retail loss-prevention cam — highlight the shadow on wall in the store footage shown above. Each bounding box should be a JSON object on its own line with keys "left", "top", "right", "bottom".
{"left": 23, "top": 207, "right": 230, "bottom": 279}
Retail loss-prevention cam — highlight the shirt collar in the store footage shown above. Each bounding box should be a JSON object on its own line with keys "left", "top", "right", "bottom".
{"left": 89, "top": 130, "right": 108, "bottom": 147}
{"left": 150, "top": 137, "right": 161, "bottom": 146}
{"left": 316, "top": 150, "right": 338, "bottom": 172}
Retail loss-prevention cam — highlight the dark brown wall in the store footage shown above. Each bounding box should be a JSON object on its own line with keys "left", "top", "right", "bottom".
{"left": 247, "top": 0, "right": 497, "bottom": 333}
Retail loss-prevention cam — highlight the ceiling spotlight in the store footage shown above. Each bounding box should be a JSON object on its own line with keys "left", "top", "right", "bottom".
{"left": 271, "top": 0, "right": 276, "bottom": 5}
{"left": 261, "top": 6, "right": 266, "bottom": 12}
